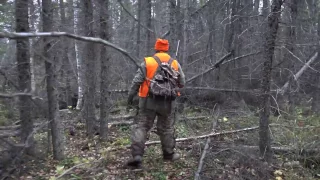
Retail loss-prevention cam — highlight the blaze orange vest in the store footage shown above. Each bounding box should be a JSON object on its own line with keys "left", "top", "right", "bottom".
{"left": 139, "top": 53, "right": 179, "bottom": 97}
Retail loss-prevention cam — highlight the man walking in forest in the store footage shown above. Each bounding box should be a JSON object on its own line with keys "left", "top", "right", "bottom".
{"left": 126, "top": 38, "right": 185, "bottom": 168}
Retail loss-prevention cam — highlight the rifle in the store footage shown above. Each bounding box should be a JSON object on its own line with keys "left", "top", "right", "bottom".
{"left": 175, "top": 40, "right": 180, "bottom": 59}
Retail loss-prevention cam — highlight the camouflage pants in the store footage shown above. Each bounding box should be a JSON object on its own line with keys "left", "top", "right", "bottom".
{"left": 130, "top": 96, "right": 176, "bottom": 157}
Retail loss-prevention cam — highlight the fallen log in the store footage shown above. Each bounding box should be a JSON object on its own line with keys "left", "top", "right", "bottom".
{"left": 240, "top": 145, "right": 320, "bottom": 155}
{"left": 0, "top": 115, "right": 136, "bottom": 131}
{"left": 183, "top": 116, "right": 209, "bottom": 120}
{"left": 279, "top": 52, "right": 318, "bottom": 95}
{"left": 146, "top": 126, "right": 259, "bottom": 146}
{"left": 108, "top": 121, "right": 133, "bottom": 127}
{"left": 185, "top": 87, "right": 259, "bottom": 94}
{"left": 0, "top": 125, "right": 20, "bottom": 131}
{"left": 106, "top": 126, "right": 259, "bottom": 151}
{"left": 0, "top": 131, "right": 19, "bottom": 138}
{"left": 109, "top": 115, "right": 135, "bottom": 121}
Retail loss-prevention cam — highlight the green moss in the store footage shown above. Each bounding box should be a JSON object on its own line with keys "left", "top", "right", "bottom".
{"left": 112, "top": 136, "right": 131, "bottom": 146}
{"left": 151, "top": 171, "right": 167, "bottom": 180}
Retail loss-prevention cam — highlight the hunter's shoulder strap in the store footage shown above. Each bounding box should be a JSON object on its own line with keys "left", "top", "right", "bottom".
{"left": 153, "top": 55, "right": 174, "bottom": 66}
{"left": 153, "top": 55, "right": 162, "bottom": 65}
{"left": 168, "top": 58, "right": 174, "bottom": 65}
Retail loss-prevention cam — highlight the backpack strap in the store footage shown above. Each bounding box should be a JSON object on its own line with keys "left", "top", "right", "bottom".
{"left": 153, "top": 55, "right": 162, "bottom": 65}
{"left": 153, "top": 55, "right": 174, "bottom": 65}
{"left": 168, "top": 58, "right": 174, "bottom": 65}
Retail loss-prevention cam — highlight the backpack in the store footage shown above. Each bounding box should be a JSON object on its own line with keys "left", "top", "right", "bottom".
{"left": 148, "top": 56, "right": 180, "bottom": 99}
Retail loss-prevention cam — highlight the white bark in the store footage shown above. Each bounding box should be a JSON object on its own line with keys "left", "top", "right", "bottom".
{"left": 75, "top": 42, "right": 83, "bottom": 110}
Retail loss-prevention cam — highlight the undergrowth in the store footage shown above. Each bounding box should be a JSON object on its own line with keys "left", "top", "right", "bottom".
{"left": 3, "top": 105, "right": 319, "bottom": 180}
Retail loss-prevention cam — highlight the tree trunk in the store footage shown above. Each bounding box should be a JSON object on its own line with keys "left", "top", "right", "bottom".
{"left": 80, "top": 0, "right": 96, "bottom": 137}
{"left": 259, "top": 0, "right": 283, "bottom": 161}
{"left": 181, "top": 0, "right": 189, "bottom": 66}
{"left": 223, "top": 0, "right": 234, "bottom": 53}
{"left": 254, "top": 0, "right": 260, "bottom": 14}
{"left": 99, "top": 0, "right": 111, "bottom": 141}
{"left": 311, "top": 6, "right": 320, "bottom": 114}
{"left": 42, "top": 0, "right": 65, "bottom": 160}
{"left": 15, "top": 0, "right": 35, "bottom": 155}
{"left": 136, "top": 0, "right": 141, "bottom": 58}
{"left": 59, "top": 0, "right": 72, "bottom": 107}
{"left": 169, "top": 0, "right": 177, "bottom": 55}
{"left": 29, "top": 0, "right": 36, "bottom": 94}
{"left": 141, "top": 0, "right": 152, "bottom": 56}
{"left": 66, "top": 0, "right": 78, "bottom": 108}
{"left": 76, "top": 0, "right": 84, "bottom": 110}
{"left": 284, "top": 0, "right": 298, "bottom": 113}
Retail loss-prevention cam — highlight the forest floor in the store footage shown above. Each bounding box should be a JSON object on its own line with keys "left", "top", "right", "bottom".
{"left": 7, "top": 103, "right": 320, "bottom": 180}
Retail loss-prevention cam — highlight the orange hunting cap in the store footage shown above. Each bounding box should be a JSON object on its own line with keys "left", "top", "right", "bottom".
{"left": 154, "top": 38, "right": 169, "bottom": 52}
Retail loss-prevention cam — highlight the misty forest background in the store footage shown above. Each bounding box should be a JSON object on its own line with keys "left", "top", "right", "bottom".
{"left": 0, "top": 0, "right": 320, "bottom": 179}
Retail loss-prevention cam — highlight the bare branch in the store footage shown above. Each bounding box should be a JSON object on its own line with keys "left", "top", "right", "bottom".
{"left": 56, "top": 162, "right": 90, "bottom": 179}
{"left": 0, "top": 31, "right": 140, "bottom": 68}
{"left": 117, "top": 0, "right": 155, "bottom": 34}
{"left": 279, "top": 52, "right": 318, "bottom": 95}
{"left": 0, "top": 93, "right": 33, "bottom": 98}
{"left": 194, "top": 137, "right": 211, "bottom": 180}
{"left": 145, "top": 126, "right": 259, "bottom": 146}
{"left": 283, "top": 47, "right": 319, "bottom": 73}
{"left": 0, "top": 69, "right": 19, "bottom": 89}
{"left": 0, "top": 130, "right": 19, "bottom": 138}
{"left": 186, "top": 52, "right": 232, "bottom": 83}
{"left": 161, "top": 30, "right": 170, "bottom": 39}
{"left": 185, "top": 87, "right": 259, "bottom": 94}
{"left": 194, "top": 104, "right": 218, "bottom": 180}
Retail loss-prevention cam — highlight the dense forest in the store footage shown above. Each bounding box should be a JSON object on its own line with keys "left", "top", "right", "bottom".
{"left": 0, "top": 0, "right": 319, "bottom": 179}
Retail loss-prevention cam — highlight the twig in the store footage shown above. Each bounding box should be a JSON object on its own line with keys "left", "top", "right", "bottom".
{"left": 117, "top": 0, "right": 154, "bottom": 34}
{"left": 279, "top": 52, "right": 318, "bottom": 95}
{"left": 186, "top": 52, "right": 232, "bottom": 83}
{"left": 1, "top": 121, "right": 50, "bottom": 180}
{"left": 56, "top": 162, "right": 89, "bottom": 179}
{"left": 194, "top": 131, "right": 211, "bottom": 180}
{"left": 283, "top": 47, "right": 319, "bottom": 73}
{"left": 195, "top": 104, "right": 219, "bottom": 180}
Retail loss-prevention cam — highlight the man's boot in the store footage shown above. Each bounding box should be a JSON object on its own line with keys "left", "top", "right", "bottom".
{"left": 126, "top": 155, "right": 142, "bottom": 168}
{"left": 163, "top": 152, "right": 180, "bottom": 161}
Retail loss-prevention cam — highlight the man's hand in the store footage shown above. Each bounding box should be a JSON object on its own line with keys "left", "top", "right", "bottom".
{"left": 126, "top": 93, "right": 135, "bottom": 112}
{"left": 127, "top": 94, "right": 134, "bottom": 106}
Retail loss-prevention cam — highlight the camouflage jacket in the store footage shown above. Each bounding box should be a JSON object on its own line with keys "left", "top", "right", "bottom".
{"left": 128, "top": 54, "right": 186, "bottom": 98}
